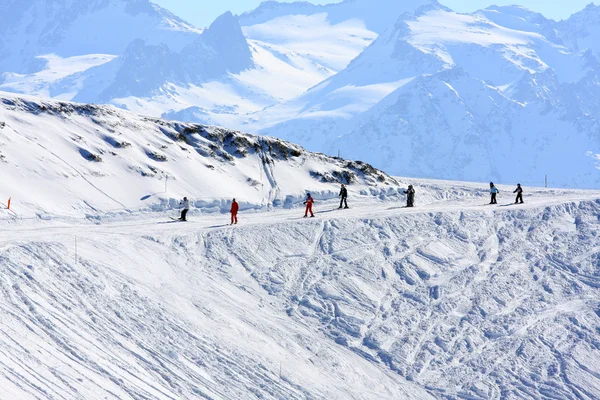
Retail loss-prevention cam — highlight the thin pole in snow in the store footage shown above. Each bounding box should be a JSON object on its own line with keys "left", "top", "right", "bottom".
{"left": 337, "top": 150, "right": 340, "bottom": 158}
{"left": 279, "top": 362, "right": 282, "bottom": 379}
{"left": 545, "top": 175, "right": 548, "bottom": 188}
{"left": 165, "top": 176, "right": 168, "bottom": 193}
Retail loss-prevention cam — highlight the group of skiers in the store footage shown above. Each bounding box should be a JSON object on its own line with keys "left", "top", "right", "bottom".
{"left": 177, "top": 197, "right": 239, "bottom": 224}
{"left": 489, "top": 183, "right": 524, "bottom": 205}
{"left": 303, "top": 184, "right": 349, "bottom": 218}
{"left": 176, "top": 183, "right": 526, "bottom": 222}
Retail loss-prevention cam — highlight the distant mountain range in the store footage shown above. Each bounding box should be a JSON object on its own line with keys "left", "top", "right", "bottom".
{"left": 1, "top": 0, "right": 600, "bottom": 187}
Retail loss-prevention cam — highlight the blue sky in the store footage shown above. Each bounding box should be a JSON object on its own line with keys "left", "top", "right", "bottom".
{"left": 154, "top": 0, "right": 598, "bottom": 28}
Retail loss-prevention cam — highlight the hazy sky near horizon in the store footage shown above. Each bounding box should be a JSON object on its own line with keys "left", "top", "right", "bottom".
{"left": 153, "top": 0, "right": 598, "bottom": 28}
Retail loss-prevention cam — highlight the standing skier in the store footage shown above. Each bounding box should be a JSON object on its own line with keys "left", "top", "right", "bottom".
{"left": 339, "top": 184, "right": 349, "bottom": 209}
{"left": 304, "top": 193, "right": 315, "bottom": 218}
{"left": 489, "top": 182, "right": 499, "bottom": 204}
{"left": 230, "top": 198, "right": 239, "bottom": 225}
{"left": 404, "top": 185, "right": 415, "bottom": 207}
{"left": 513, "top": 184, "right": 524, "bottom": 204}
{"left": 179, "top": 197, "right": 190, "bottom": 221}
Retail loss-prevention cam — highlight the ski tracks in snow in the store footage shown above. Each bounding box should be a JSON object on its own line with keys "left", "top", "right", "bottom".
{"left": 2, "top": 193, "right": 600, "bottom": 399}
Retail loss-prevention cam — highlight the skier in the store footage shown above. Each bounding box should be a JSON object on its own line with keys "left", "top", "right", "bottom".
{"left": 513, "top": 183, "right": 524, "bottom": 204}
{"left": 230, "top": 198, "right": 239, "bottom": 225}
{"left": 179, "top": 197, "right": 190, "bottom": 221}
{"left": 404, "top": 185, "right": 415, "bottom": 207}
{"left": 339, "top": 184, "right": 349, "bottom": 209}
{"left": 303, "top": 193, "right": 315, "bottom": 218}
{"left": 489, "top": 182, "right": 499, "bottom": 204}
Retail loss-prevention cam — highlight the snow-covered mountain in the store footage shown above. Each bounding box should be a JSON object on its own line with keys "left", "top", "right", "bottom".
{"left": 256, "top": 4, "right": 600, "bottom": 188}
{"left": 2, "top": 0, "right": 600, "bottom": 188}
{"left": 0, "top": 0, "right": 200, "bottom": 73}
{"left": 0, "top": 0, "right": 383, "bottom": 128}
{"left": 70, "top": 11, "right": 255, "bottom": 105}
{"left": 557, "top": 3, "right": 600, "bottom": 57}
{"left": 2, "top": 93, "right": 600, "bottom": 399}
{"left": 329, "top": 67, "right": 600, "bottom": 188}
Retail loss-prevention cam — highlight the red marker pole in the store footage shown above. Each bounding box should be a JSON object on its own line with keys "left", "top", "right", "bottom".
{"left": 7, "top": 198, "right": 10, "bottom": 210}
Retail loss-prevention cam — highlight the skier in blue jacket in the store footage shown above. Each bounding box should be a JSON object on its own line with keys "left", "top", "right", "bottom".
{"left": 489, "top": 182, "right": 499, "bottom": 204}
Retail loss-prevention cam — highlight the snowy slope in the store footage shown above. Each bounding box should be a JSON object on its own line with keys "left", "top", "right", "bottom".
{"left": 0, "top": 92, "right": 400, "bottom": 219}
{"left": 0, "top": 209, "right": 437, "bottom": 399}
{"left": 1, "top": 93, "right": 600, "bottom": 399}
{"left": 2, "top": 171, "right": 600, "bottom": 398}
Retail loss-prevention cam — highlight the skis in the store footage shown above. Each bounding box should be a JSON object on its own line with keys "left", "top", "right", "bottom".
{"left": 170, "top": 217, "right": 187, "bottom": 222}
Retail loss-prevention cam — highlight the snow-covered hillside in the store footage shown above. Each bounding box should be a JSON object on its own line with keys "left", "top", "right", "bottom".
{"left": 0, "top": 92, "right": 400, "bottom": 219}
{"left": 2, "top": 162, "right": 600, "bottom": 398}
{"left": 1, "top": 93, "right": 600, "bottom": 399}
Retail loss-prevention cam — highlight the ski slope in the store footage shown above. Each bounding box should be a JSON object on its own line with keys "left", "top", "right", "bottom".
{"left": 0, "top": 92, "right": 400, "bottom": 220}
{"left": 2, "top": 180, "right": 600, "bottom": 399}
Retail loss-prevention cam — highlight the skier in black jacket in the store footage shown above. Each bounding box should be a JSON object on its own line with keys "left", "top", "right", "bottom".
{"left": 179, "top": 197, "right": 190, "bottom": 221}
{"left": 404, "top": 185, "right": 415, "bottom": 207}
{"left": 513, "top": 184, "right": 524, "bottom": 204}
{"left": 339, "top": 184, "right": 349, "bottom": 209}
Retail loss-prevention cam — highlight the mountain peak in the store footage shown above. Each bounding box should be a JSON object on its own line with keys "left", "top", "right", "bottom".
{"left": 188, "top": 12, "right": 253, "bottom": 75}
{"left": 204, "top": 11, "right": 243, "bottom": 40}
{"left": 565, "top": 1, "right": 600, "bottom": 21}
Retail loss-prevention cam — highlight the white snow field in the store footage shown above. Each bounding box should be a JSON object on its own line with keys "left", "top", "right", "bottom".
{"left": 2, "top": 93, "right": 600, "bottom": 399}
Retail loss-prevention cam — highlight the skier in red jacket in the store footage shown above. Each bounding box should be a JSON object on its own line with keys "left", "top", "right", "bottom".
{"left": 230, "top": 198, "right": 239, "bottom": 225}
{"left": 304, "top": 193, "right": 315, "bottom": 218}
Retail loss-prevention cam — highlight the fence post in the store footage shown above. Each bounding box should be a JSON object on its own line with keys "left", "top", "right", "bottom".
{"left": 7, "top": 198, "right": 10, "bottom": 209}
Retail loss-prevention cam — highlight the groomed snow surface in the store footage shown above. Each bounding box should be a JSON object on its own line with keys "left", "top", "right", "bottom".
{"left": 1, "top": 180, "right": 600, "bottom": 399}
